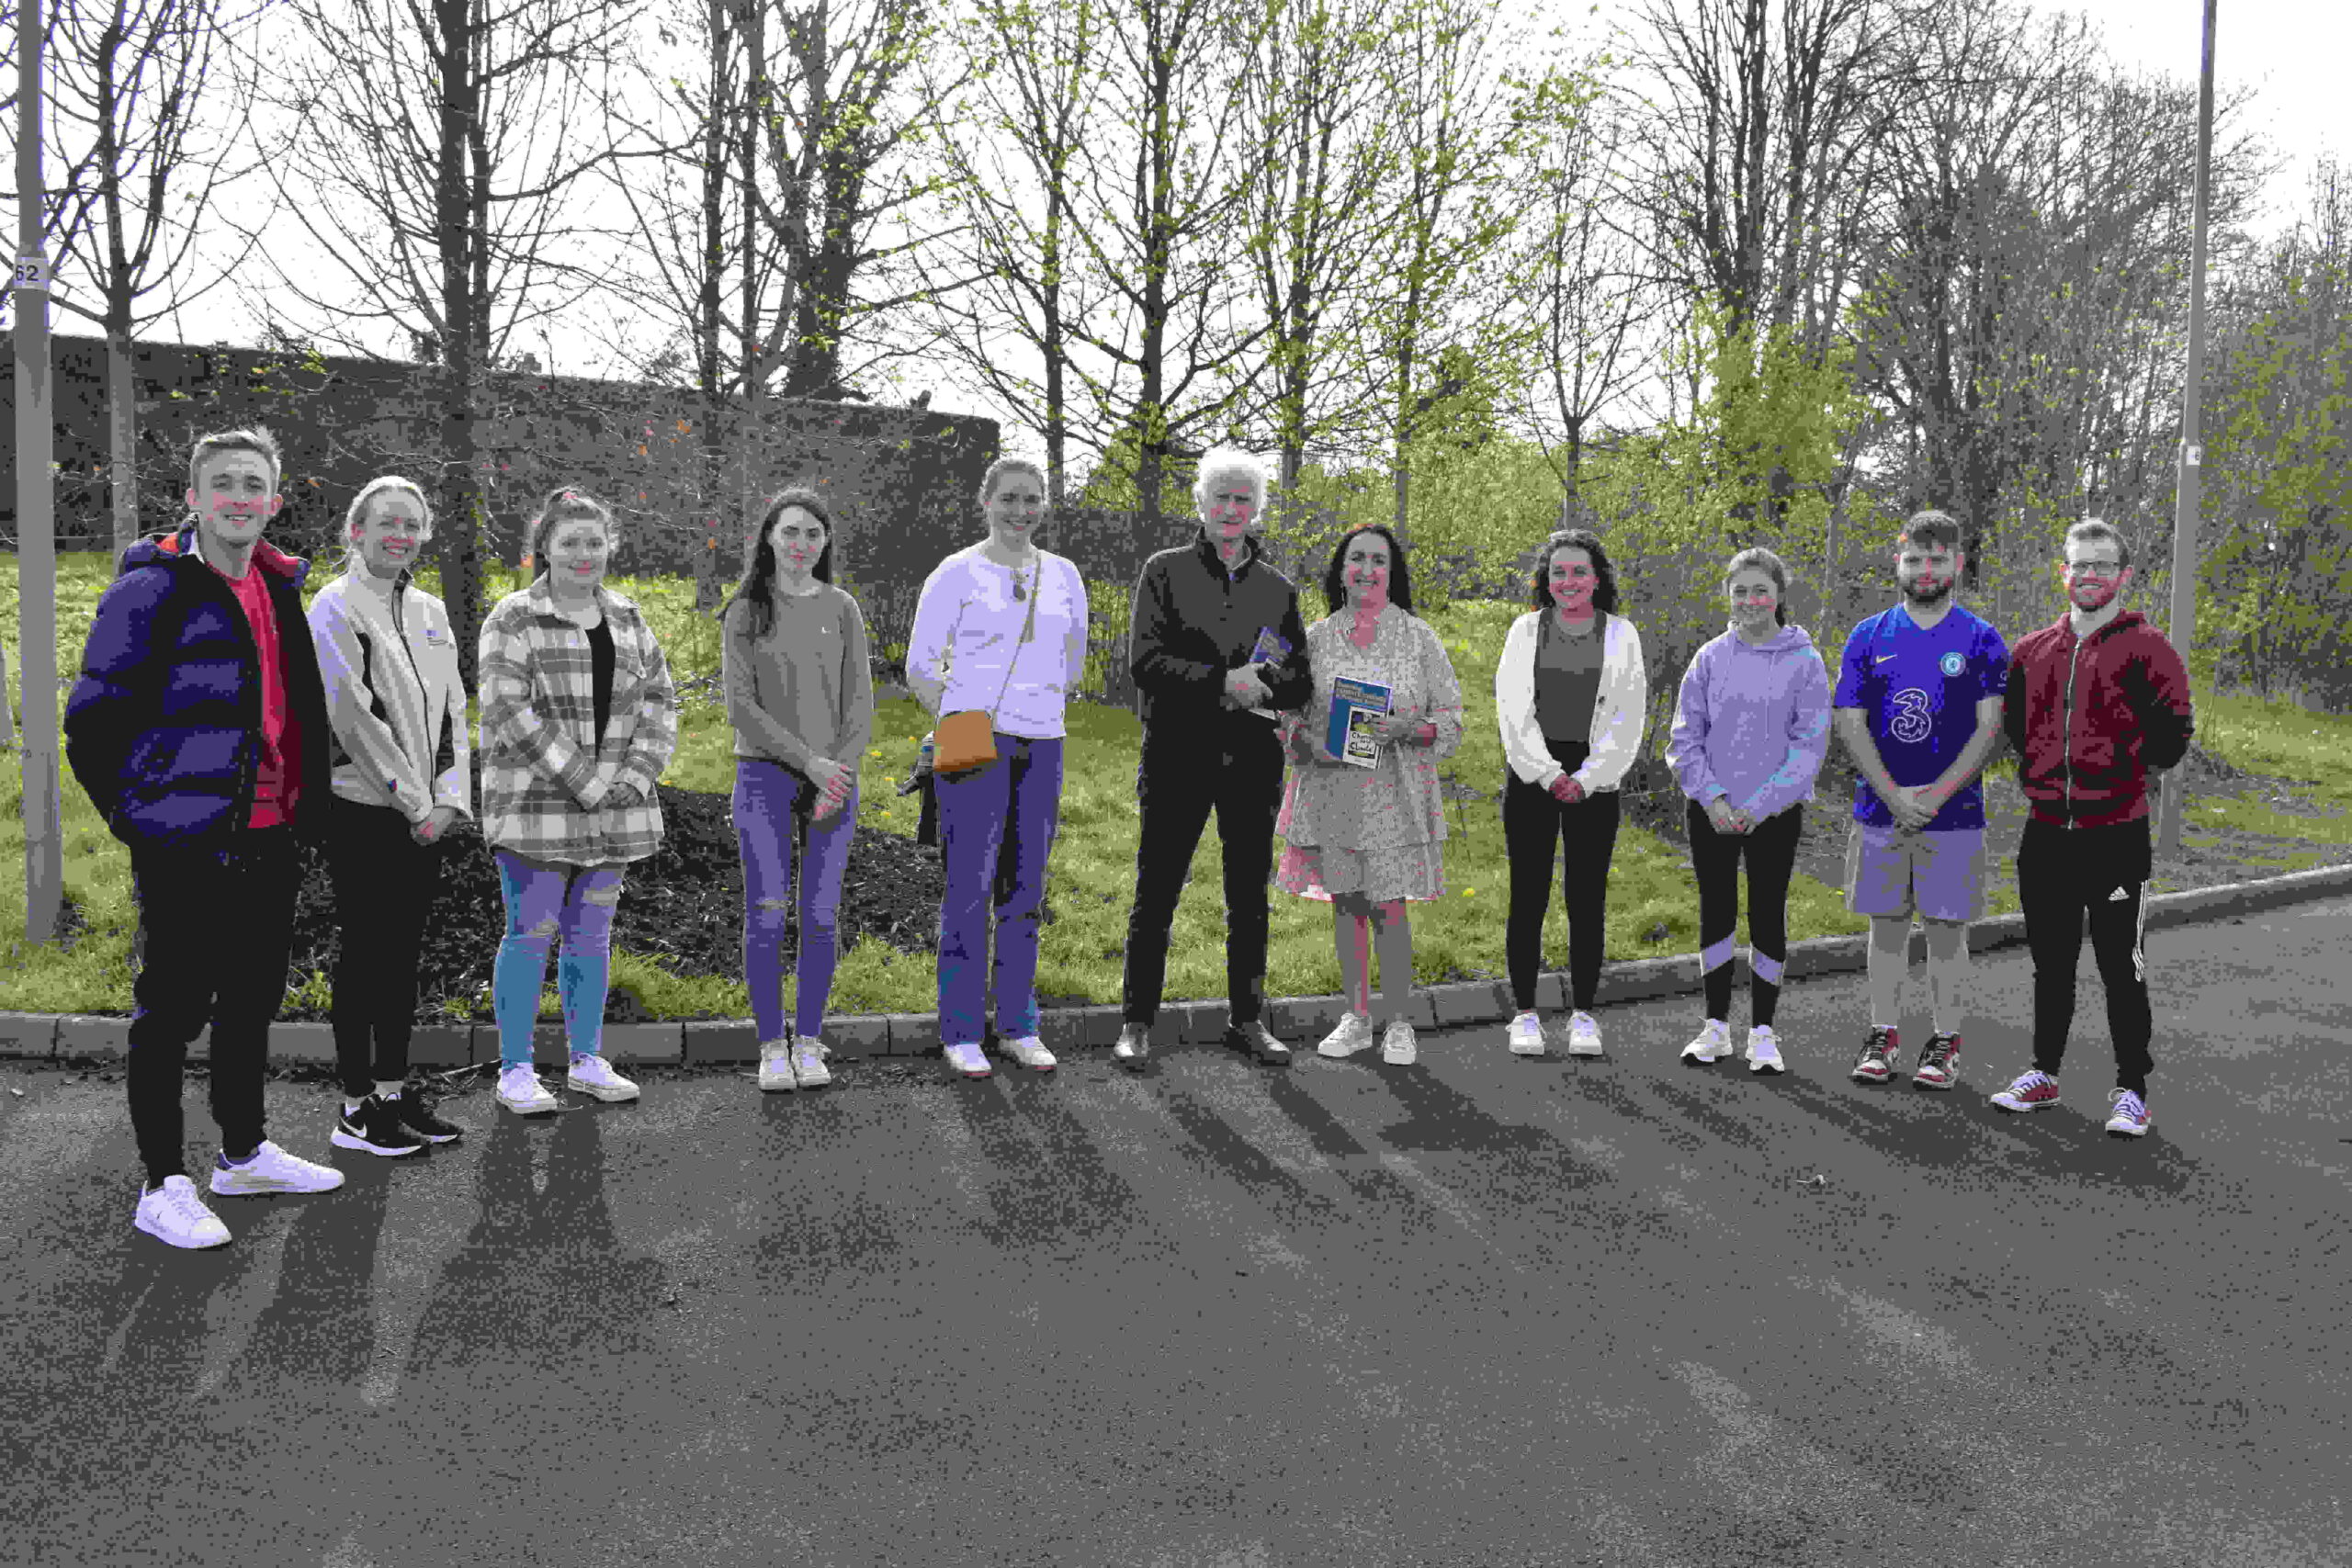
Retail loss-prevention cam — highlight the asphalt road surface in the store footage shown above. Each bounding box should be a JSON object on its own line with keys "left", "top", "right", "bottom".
{"left": 5, "top": 898, "right": 2348, "bottom": 1568}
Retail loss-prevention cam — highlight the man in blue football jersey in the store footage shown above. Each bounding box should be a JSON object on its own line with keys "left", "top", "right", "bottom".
{"left": 1834, "top": 511, "right": 2008, "bottom": 1090}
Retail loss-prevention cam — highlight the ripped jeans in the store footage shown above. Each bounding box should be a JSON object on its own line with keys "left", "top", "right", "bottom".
{"left": 735, "top": 758, "right": 857, "bottom": 1043}
{"left": 492, "top": 849, "right": 627, "bottom": 1069}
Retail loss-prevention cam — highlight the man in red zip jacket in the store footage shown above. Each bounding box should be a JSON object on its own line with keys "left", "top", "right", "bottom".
{"left": 1987, "top": 520, "right": 2194, "bottom": 1137}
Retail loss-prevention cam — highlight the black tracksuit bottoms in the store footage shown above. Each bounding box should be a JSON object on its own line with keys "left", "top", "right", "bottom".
{"left": 326, "top": 794, "right": 448, "bottom": 1100}
{"left": 1501, "top": 740, "right": 1621, "bottom": 1013}
{"left": 1124, "top": 721, "right": 1284, "bottom": 1026}
{"left": 2017, "top": 815, "right": 2154, "bottom": 1094}
{"left": 126, "top": 826, "right": 302, "bottom": 1184}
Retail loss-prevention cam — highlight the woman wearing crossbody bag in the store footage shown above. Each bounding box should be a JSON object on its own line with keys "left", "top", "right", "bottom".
{"left": 905, "top": 458, "right": 1090, "bottom": 1078}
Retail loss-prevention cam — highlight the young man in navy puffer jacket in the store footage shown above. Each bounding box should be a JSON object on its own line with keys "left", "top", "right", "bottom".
{"left": 66, "top": 425, "right": 343, "bottom": 1249}
{"left": 1987, "top": 518, "right": 2195, "bottom": 1139}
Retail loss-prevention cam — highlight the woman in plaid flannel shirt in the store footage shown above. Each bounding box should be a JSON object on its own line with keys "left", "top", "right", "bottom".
{"left": 477, "top": 488, "right": 679, "bottom": 1115}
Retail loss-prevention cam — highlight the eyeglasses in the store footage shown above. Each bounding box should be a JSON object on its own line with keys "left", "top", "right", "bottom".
{"left": 2064, "top": 558, "right": 2125, "bottom": 580}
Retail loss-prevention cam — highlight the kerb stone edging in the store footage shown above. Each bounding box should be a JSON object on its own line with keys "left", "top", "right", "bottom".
{"left": 4, "top": 861, "right": 2346, "bottom": 1069}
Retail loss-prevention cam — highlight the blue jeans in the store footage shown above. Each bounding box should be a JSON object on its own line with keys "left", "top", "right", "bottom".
{"left": 933, "top": 732, "right": 1064, "bottom": 1046}
{"left": 735, "top": 758, "right": 858, "bottom": 1043}
{"left": 492, "top": 849, "right": 626, "bottom": 1068}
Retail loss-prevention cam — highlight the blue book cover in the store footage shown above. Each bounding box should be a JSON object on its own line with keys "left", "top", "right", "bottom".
{"left": 1326, "top": 675, "right": 1391, "bottom": 768}
{"left": 1243, "top": 627, "right": 1293, "bottom": 719}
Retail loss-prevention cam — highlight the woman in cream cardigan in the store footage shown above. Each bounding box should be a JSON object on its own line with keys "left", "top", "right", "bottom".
{"left": 1493, "top": 528, "right": 1647, "bottom": 1058}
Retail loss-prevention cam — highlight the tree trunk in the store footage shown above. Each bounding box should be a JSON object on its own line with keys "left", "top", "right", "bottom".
{"left": 435, "top": 0, "right": 487, "bottom": 694}
{"left": 106, "top": 329, "right": 140, "bottom": 560}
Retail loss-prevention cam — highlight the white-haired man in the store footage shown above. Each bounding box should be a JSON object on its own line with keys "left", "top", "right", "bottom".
{"left": 1115, "top": 448, "right": 1313, "bottom": 1066}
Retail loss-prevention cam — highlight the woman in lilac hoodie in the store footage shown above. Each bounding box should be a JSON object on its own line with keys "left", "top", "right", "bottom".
{"left": 1665, "top": 547, "right": 1832, "bottom": 1074}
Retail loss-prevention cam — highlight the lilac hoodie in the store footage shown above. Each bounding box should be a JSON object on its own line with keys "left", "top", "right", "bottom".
{"left": 1667, "top": 622, "right": 1832, "bottom": 821}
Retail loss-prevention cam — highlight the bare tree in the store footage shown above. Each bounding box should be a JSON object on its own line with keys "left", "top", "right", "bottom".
{"left": 1361, "top": 0, "right": 1547, "bottom": 531}
{"left": 40, "top": 0, "right": 270, "bottom": 558}
{"left": 917, "top": 0, "right": 1113, "bottom": 510}
{"left": 1060, "top": 0, "right": 1277, "bottom": 518}
{"left": 1237, "top": 0, "right": 1407, "bottom": 495}
{"left": 262, "top": 0, "right": 638, "bottom": 686}
{"left": 1507, "top": 69, "right": 1664, "bottom": 522}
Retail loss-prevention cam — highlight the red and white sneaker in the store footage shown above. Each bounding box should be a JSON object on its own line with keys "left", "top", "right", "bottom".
{"left": 1850, "top": 1025, "right": 1899, "bottom": 1083}
{"left": 2103, "top": 1089, "right": 2152, "bottom": 1137}
{"left": 1990, "top": 1070, "right": 2060, "bottom": 1112}
{"left": 1912, "top": 1032, "right": 1962, "bottom": 1090}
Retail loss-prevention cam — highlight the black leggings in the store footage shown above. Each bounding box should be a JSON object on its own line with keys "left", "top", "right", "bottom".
{"left": 1687, "top": 800, "right": 1803, "bottom": 1026}
{"left": 1502, "top": 740, "right": 1621, "bottom": 1012}
{"left": 326, "top": 795, "right": 447, "bottom": 1100}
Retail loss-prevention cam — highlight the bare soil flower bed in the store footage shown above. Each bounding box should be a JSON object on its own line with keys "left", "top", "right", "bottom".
{"left": 276, "top": 784, "right": 946, "bottom": 1022}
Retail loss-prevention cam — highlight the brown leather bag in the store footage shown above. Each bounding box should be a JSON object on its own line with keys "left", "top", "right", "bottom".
{"left": 933, "top": 560, "right": 1040, "bottom": 774}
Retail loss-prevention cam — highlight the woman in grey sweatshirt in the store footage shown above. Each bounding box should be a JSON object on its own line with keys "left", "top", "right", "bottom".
{"left": 723, "top": 488, "right": 875, "bottom": 1092}
{"left": 1665, "top": 547, "right": 1831, "bottom": 1073}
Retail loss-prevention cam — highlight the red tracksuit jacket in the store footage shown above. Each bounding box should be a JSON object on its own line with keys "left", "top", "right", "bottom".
{"left": 2002, "top": 609, "right": 2195, "bottom": 829}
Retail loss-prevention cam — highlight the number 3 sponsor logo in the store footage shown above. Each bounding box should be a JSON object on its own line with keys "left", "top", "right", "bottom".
{"left": 1890, "top": 686, "right": 1932, "bottom": 744}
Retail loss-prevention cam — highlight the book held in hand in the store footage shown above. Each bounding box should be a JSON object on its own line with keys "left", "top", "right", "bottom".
{"left": 1242, "top": 626, "right": 1293, "bottom": 719}
{"left": 1326, "top": 674, "right": 1392, "bottom": 768}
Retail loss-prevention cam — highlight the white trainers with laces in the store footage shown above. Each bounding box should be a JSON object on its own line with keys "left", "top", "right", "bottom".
{"left": 1381, "top": 1019, "right": 1419, "bottom": 1065}
{"left": 944, "top": 1042, "right": 992, "bottom": 1078}
{"left": 1681, "top": 1019, "right": 1734, "bottom": 1064}
{"left": 1745, "top": 1024, "right": 1786, "bottom": 1074}
{"left": 209, "top": 1140, "right": 346, "bottom": 1197}
{"left": 1317, "top": 1011, "right": 1374, "bottom": 1058}
{"left": 135, "top": 1175, "right": 232, "bottom": 1248}
{"left": 790, "top": 1038, "right": 833, "bottom": 1089}
{"left": 497, "top": 1066, "right": 560, "bottom": 1116}
{"left": 756, "top": 1042, "right": 797, "bottom": 1092}
{"left": 567, "top": 1054, "right": 640, "bottom": 1102}
{"left": 1566, "top": 1010, "right": 1604, "bottom": 1057}
{"left": 1506, "top": 1011, "right": 1545, "bottom": 1055}
{"left": 999, "top": 1035, "right": 1057, "bottom": 1072}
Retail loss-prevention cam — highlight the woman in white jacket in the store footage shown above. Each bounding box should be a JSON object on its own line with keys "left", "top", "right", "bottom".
{"left": 308, "top": 477, "right": 472, "bottom": 1157}
{"left": 1493, "top": 529, "right": 1646, "bottom": 1058}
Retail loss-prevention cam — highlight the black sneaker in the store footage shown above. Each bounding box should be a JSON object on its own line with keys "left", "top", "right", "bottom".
{"left": 1223, "top": 1021, "right": 1293, "bottom": 1066}
{"left": 387, "top": 1091, "right": 463, "bottom": 1144}
{"left": 331, "top": 1094, "right": 426, "bottom": 1157}
{"left": 1849, "top": 1025, "right": 1899, "bottom": 1084}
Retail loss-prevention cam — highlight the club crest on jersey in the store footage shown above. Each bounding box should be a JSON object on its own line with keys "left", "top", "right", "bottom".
{"left": 1939, "top": 651, "right": 1964, "bottom": 676}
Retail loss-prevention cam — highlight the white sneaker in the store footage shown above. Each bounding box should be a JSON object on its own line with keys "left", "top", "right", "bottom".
{"left": 1681, "top": 1020, "right": 1734, "bottom": 1064}
{"left": 209, "top": 1140, "right": 345, "bottom": 1197}
{"left": 134, "top": 1175, "right": 232, "bottom": 1248}
{"left": 1382, "top": 1019, "right": 1419, "bottom": 1065}
{"left": 1745, "top": 1024, "right": 1787, "bottom": 1074}
{"left": 999, "top": 1034, "right": 1057, "bottom": 1072}
{"left": 498, "top": 1066, "right": 560, "bottom": 1115}
{"left": 944, "top": 1042, "right": 992, "bottom": 1078}
{"left": 789, "top": 1038, "right": 833, "bottom": 1089}
{"left": 1566, "top": 1010, "right": 1604, "bottom": 1057}
{"left": 1506, "top": 1011, "right": 1545, "bottom": 1055}
{"left": 1317, "top": 1011, "right": 1375, "bottom": 1057}
{"left": 567, "top": 1054, "right": 640, "bottom": 1102}
{"left": 756, "top": 1042, "right": 797, "bottom": 1092}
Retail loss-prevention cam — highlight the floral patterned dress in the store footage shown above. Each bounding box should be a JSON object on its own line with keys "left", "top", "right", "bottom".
{"left": 1274, "top": 604, "right": 1465, "bottom": 902}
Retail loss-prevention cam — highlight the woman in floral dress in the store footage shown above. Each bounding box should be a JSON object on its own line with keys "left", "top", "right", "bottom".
{"left": 1276, "top": 525, "right": 1464, "bottom": 1066}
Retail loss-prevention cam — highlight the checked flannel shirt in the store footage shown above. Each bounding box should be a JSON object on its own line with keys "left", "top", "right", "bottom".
{"left": 477, "top": 577, "right": 678, "bottom": 866}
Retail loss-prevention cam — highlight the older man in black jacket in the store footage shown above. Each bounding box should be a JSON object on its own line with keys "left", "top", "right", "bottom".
{"left": 1116, "top": 448, "right": 1314, "bottom": 1066}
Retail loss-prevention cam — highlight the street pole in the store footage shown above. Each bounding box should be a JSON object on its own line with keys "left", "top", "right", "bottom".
{"left": 2158, "top": 0, "right": 2216, "bottom": 860}
{"left": 16, "top": 0, "right": 65, "bottom": 942}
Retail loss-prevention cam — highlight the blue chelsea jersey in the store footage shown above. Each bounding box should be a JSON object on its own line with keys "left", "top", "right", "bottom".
{"left": 1832, "top": 604, "right": 2009, "bottom": 829}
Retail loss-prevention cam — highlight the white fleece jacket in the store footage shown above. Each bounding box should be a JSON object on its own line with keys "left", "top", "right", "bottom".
{"left": 309, "top": 568, "right": 472, "bottom": 822}
{"left": 1493, "top": 609, "right": 1648, "bottom": 793}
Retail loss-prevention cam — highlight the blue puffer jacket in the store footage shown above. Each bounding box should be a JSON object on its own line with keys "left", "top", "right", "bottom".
{"left": 65, "top": 525, "right": 333, "bottom": 851}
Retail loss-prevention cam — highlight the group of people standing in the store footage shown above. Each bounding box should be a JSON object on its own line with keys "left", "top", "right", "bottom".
{"left": 64, "top": 428, "right": 2195, "bottom": 1257}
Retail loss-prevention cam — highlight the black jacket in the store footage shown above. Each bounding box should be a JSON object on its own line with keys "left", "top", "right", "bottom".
{"left": 1128, "top": 533, "right": 1313, "bottom": 743}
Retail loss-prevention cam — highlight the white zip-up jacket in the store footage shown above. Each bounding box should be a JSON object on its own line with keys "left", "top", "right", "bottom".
{"left": 309, "top": 566, "right": 472, "bottom": 823}
{"left": 1494, "top": 609, "right": 1648, "bottom": 794}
